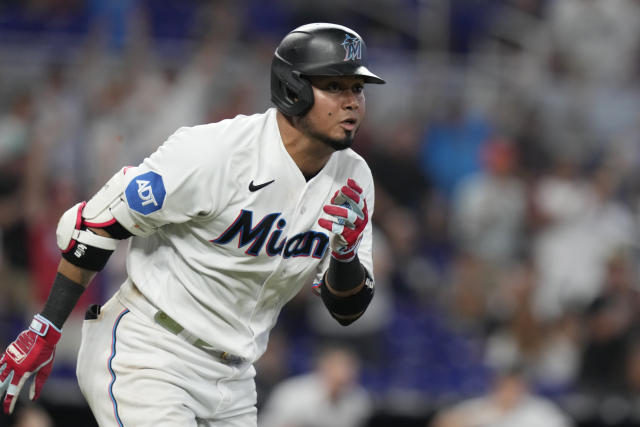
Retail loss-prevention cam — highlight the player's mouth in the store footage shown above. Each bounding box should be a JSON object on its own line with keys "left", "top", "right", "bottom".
{"left": 340, "top": 118, "right": 358, "bottom": 131}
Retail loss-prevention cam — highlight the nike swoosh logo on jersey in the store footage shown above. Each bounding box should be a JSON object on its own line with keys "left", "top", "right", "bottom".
{"left": 249, "top": 179, "right": 275, "bottom": 192}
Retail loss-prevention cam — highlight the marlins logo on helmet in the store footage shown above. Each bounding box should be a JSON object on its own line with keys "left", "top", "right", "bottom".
{"left": 341, "top": 34, "right": 362, "bottom": 61}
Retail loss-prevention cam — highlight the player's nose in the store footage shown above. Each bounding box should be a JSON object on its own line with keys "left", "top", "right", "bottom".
{"left": 343, "top": 92, "right": 361, "bottom": 111}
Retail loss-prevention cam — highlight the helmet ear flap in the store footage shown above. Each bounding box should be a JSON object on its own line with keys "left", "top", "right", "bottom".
{"left": 271, "top": 56, "right": 314, "bottom": 116}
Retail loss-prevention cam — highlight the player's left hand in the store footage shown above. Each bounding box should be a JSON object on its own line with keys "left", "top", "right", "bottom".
{"left": 0, "top": 314, "right": 61, "bottom": 414}
{"left": 318, "top": 178, "right": 368, "bottom": 262}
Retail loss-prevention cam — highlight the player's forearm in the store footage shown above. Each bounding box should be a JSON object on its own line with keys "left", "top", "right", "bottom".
{"left": 57, "top": 257, "right": 98, "bottom": 287}
{"left": 324, "top": 255, "right": 365, "bottom": 296}
{"left": 39, "top": 230, "right": 107, "bottom": 329}
{"left": 39, "top": 262, "right": 91, "bottom": 329}
{"left": 43, "top": 224, "right": 122, "bottom": 328}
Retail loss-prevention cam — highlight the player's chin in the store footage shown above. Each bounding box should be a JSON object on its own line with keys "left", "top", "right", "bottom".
{"left": 325, "top": 131, "right": 355, "bottom": 151}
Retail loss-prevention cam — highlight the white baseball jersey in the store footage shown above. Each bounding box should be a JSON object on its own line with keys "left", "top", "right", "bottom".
{"left": 110, "top": 107, "right": 374, "bottom": 364}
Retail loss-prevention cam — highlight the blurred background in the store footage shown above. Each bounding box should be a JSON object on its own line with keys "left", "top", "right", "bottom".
{"left": 1, "top": 0, "right": 640, "bottom": 426}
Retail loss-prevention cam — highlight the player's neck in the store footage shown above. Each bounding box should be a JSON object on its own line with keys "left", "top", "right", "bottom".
{"left": 276, "top": 111, "right": 333, "bottom": 178}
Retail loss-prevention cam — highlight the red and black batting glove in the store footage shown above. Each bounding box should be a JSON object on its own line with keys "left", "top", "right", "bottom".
{"left": 0, "top": 314, "right": 61, "bottom": 414}
{"left": 318, "top": 178, "right": 368, "bottom": 262}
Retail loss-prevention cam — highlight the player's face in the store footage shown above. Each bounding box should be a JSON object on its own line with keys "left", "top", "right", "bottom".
{"left": 297, "top": 76, "right": 366, "bottom": 151}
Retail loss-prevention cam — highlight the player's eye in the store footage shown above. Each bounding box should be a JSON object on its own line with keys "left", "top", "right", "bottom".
{"left": 352, "top": 84, "right": 364, "bottom": 94}
{"left": 326, "top": 82, "right": 342, "bottom": 92}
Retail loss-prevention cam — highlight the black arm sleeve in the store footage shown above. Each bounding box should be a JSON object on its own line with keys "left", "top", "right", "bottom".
{"left": 40, "top": 273, "right": 86, "bottom": 329}
{"left": 326, "top": 255, "right": 365, "bottom": 292}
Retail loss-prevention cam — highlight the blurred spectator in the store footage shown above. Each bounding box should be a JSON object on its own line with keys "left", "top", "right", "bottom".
{"left": 29, "top": 62, "right": 85, "bottom": 192}
{"left": 577, "top": 247, "right": 640, "bottom": 396}
{"left": 579, "top": 295, "right": 632, "bottom": 395}
{"left": 624, "top": 340, "right": 640, "bottom": 397}
{"left": 451, "top": 137, "right": 527, "bottom": 266}
{"left": 378, "top": 205, "right": 445, "bottom": 303}
{"left": 445, "top": 252, "right": 492, "bottom": 332}
{"left": 83, "top": 70, "right": 140, "bottom": 193}
{"left": 0, "top": 90, "right": 33, "bottom": 163}
{"left": 0, "top": 89, "right": 35, "bottom": 269}
{"left": 563, "top": 249, "right": 640, "bottom": 426}
{"left": 419, "top": 96, "right": 492, "bottom": 198}
{"left": 0, "top": 90, "right": 34, "bottom": 342}
{"left": 530, "top": 159, "right": 636, "bottom": 320}
{"left": 259, "top": 345, "right": 372, "bottom": 427}
{"left": 431, "top": 367, "right": 574, "bottom": 427}
{"left": 484, "top": 260, "right": 581, "bottom": 396}
{"left": 545, "top": 0, "right": 640, "bottom": 86}
{"left": 418, "top": 191, "right": 456, "bottom": 279}
{"left": 367, "top": 119, "right": 431, "bottom": 213}
{"left": 0, "top": 265, "right": 32, "bottom": 346}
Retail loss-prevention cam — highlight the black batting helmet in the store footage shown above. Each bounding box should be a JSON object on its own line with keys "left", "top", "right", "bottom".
{"left": 271, "top": 23, "right": 385, "bottom": 116}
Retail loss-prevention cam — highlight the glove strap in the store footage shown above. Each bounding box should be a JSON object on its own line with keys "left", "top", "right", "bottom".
{"left": 29, "top": 315, "right": 62, "bottom": 342}
{"left": 331, "top": 249, "right": 357, "bottom": 262}
{"left": 331, "top": 235, "right": 362, "bottom": 262}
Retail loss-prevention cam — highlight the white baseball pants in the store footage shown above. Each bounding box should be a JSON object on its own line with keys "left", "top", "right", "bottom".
{"left": 76, "top": 285, "right": 257, "bottom": 427}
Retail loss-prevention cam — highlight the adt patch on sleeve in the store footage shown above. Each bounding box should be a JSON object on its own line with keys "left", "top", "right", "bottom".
{"left": 125, "top": 171, "right": 166, "bottom": 214}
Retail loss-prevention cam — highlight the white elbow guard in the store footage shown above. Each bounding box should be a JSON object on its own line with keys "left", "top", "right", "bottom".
{"left": 56, "top": 201, "right": 119, "bottom": 271}
{"left": 56, "top": 167, "right": 152, "bottom": 270}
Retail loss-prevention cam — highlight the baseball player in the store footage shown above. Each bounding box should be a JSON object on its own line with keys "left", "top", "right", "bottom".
{"left": 0, "top": 22, "right": 384, "bottom": 426}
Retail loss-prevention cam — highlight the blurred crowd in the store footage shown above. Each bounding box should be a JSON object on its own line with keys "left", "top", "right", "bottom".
{"left": 2, "top": 0, "right": 640, "bottom": 426}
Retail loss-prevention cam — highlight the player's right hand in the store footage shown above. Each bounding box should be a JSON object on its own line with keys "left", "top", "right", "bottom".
{"left": 0, "top": 314, "right": 61, "bottom": 414}
{"left": 318, "top": 178, "right": 368, "bottom": 262}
